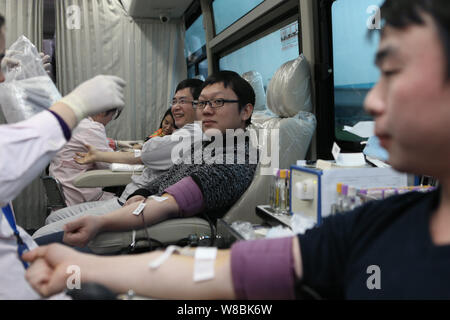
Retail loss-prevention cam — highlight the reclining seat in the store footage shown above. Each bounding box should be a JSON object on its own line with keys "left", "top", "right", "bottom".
{"left": 224, "top": 54, "right": 316, "bottom": 224}
{"left": 87, "top": 54, "right": 316, "bottom": 255}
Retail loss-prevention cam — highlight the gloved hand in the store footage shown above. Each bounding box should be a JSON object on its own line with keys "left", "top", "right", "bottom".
{"left": 58, "top": 75, "right": 126, "bottom": 122}
{"left": 0, "top": 56, "right": 20, "bottom": 74}
{"left": 39, "top": 52, "right": 52, "bottom": 77}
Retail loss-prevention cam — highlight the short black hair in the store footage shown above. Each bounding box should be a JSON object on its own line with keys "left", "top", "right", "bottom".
{"left": 0, "top": 14, "right": 4, "bottom": 29}
{"left": 381, "top": 0, "right": 450, "bottom": 79}
{"left": 202, "top": 70, "right": 255, "bottom": 126}
{"left": 105, "top": 108, "right": 121, "bottom": 120}
{"left": 175, "top": 78, "right": 204, "bottom": 100}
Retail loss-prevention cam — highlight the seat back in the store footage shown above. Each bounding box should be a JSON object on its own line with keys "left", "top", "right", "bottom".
{"left": 40, "top": 175, "right": 67, "bottom": 215}
{"left": 223, "top": 54, "right": 316, "bottom": 224}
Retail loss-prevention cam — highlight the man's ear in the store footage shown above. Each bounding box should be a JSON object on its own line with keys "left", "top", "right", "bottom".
{"left": 241, "top": 103, "right": 254, "bottom": 122}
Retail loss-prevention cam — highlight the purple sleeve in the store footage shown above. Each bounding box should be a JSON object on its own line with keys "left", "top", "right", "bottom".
{"left": 164, "top": 176, "right": 205, "bottom": 217}
{"left": 48, "top": 110, "right": 71, "bottom": 141}
{"left": 230, "top": 237, "right": 296, "bottom": 300}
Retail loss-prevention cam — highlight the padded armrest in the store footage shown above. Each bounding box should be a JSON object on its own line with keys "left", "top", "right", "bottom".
{"left": 73, "top": 169, "right": 142, "bottom": 187}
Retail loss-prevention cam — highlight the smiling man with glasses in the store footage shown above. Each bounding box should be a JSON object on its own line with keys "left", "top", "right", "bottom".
{"left": 29, "top": 71, "right": 258, "bottom": 258}
{"left": 195, "top": 71, "right": 253, "bottom": 133}
{"left": 32, "top": 78, "right": 205, "bottom": 240}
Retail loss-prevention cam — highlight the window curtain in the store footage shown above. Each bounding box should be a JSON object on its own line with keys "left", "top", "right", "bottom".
{"left": 55, "top": 0, "right": 187, "bottom": 140}
{"left": 0, "top": 0, "right": 43, "bottom": 50}
{"left": 0, "top": 0, "right": 44, "bottom": 230}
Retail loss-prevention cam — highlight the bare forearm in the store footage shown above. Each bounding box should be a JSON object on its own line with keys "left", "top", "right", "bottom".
{"left": 96, "top": 151, "right": 143, "bottom": 164}
{"left": 82, "top": 250, "right": 236, "bottom": 299}
{"left": 98, "top": 194, "right": 180, "bottom": 232}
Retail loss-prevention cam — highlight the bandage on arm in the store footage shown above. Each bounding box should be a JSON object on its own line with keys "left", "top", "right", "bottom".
{"left": 97, "top": 193, "right": 180, "bottom": 233}
{"left": 78, "top": 248, "right": 236, "bottom": 299}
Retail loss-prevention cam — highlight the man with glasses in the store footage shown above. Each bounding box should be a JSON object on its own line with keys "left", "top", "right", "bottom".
{"left": 23, "top": 0, "right": 450, "bottom": 300}
{"left": 32, "top": 79, "right": 204, "bottom": 240}
{"left": 34, "top": 71, "right": 257, "bottom": 252}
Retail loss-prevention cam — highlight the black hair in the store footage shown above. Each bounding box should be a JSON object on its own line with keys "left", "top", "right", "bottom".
{"left": 202, "top": 70, "right": 255, "bottom": 126}
{"left": 175, "top": 78, "right": 204, "bottom": 100}
{"left": 0, "top": 14, "right": 4, "bottom": 29}
{"left": 159, "top": 107, "right": 177, "bottom": 130}
{"left": 105, "top": 108, "right": 121, "bottom": 120}
{"left": 380, "top": 0, "right": 450, "bottom": 79}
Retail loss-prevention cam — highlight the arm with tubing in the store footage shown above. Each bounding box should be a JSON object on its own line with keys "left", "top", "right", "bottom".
{"left": 62, "top": 193, "right": 182, "bottom": 247}
{"left": 63, "top": 158, "right": 256, "bottom": 246}
{"left": 23, "top": 236, "right": 302, "bottom": 299}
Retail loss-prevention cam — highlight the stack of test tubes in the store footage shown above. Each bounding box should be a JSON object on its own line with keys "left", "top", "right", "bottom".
{"left": 332, "top": 183, "right": 436, "bottom": 214}
{"left": 269, "top": 169, "right": 291, "bottom": 214}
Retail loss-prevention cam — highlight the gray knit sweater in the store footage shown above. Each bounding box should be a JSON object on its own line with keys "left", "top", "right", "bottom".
{"left": 128, "top": 133, "right": 258, "bottom": 219}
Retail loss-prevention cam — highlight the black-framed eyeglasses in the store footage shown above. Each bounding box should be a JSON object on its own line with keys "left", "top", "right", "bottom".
{"left": 170, "top": 98, "right": 195, "bottom": 107}
{"left": 194, "top": 99, "right": 240, "bottom": 109}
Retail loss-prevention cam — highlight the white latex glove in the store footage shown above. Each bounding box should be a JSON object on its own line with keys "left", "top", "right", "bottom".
{"left": 58, "top": 75, "right": 126, "bottom": 122}
{"left": 39, "top": 52, "right": 52, "bottom": 76}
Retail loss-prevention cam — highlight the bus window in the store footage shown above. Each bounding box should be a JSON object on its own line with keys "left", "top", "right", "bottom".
{"left": 185, "top": 14, "right": 207, "bottom": 79}
{"left": 198, "top": 59, "right": 208, "bottom": 80}
{"left": 213, "top": 0, "right": 264, "bottom": 35}
{"left": 332, "top": 0, "right": 383, "bottom": 142}
{"left": 219, "top": 21, "right": 299, "bottom": 90}
{"left": 188, "top": 64, "right": 196, "bottom": 78}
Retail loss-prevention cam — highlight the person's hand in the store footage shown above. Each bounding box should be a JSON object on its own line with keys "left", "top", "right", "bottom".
{"left": 58, "top": 75, "right": 126, "bottom": 122}
{"left": 124, "top": 195, "right": 146, "bottom": 207}
{"left": 116, "top": 140, "right": 139, "bottom": 149}
{"left": 63, "top": 215, "right": 102, "bottom": 247}
{"left": 39, "top": 52, "right": 52, "bottom": 77}
{"left": 74, "top": 145, "right": 99, "bottom": 165}
{"left": 0, "top": 56, "right": 20, "bottom": 74}
{"left": 23, "top": 244, "right": 87, "bottom": 297}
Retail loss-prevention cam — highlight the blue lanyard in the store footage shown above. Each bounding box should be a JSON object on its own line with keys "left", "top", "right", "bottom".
{"left": 2, "top": 204, "right": 29, "bottom": 269}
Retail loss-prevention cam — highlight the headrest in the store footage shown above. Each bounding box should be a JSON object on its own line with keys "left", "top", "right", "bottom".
{"left": 241, "top": 71, "right": 267, "bottom": 112}
{"left": 266, "top": 54, "right": 312, "bottom": 117}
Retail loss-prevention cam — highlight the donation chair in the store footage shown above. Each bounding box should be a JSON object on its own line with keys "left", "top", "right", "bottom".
{"left": 85, "top": 55, "right": 316, "bottom": 255}
{"left": 40, "top": 175, "right": 67, "bottom": 216}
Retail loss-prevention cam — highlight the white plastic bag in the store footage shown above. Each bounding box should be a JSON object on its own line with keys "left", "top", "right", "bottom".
{"left": 266, "top": 54, "right": 312, "bottom": 117}
{"left": 242, "top": 70, "right": 267, "bottom": 112}
{"left": 0, "top": 36, "right": 61, "bottom": 123}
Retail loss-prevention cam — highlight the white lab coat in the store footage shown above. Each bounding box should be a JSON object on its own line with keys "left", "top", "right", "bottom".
{"left": 0, "top": 111, "right": 67, "bottom": 299}
{"left": 119, "top": 121, "right": 204, "bottom": 201}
